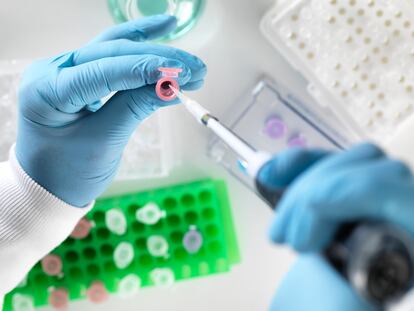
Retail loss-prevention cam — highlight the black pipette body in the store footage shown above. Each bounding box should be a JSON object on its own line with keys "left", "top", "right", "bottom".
{"left": 255, "top": 178, "right": 414, "bottom": 307}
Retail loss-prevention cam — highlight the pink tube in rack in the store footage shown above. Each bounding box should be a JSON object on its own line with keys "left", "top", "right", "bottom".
{"left": 87, "top": 281, "right": 109, "bottom": 304}
{"left": 70, "top": 218, "right": 93, "bottom": 240}
{"left": 41, "top": 254, "right": 63, "bottom": 277}
{"left": 155, "top": 67, "right": 182, "bottom": 101}
{"left": 49, "top": 288, "right": 69, "bottom": 310}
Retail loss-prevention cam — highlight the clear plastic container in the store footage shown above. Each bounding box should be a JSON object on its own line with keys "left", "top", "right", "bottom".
{"left": 0, "top": 60, "right": 29, "bottom": 162}
{"left": 261, "top": 0, "right": 414, "bottom": 143}
{"left": 208, "top": 77, "right": 348, "bottom": 192}
{"left": 107, "top": 0, "right": 205, "bottom": 41}
{"left": 114, "top": 111, "right": 176, "bottom": 181}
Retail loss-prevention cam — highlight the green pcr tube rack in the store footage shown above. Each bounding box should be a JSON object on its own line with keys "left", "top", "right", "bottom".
{"left": 4, "top": 179, "right": 240, "bottom": 310}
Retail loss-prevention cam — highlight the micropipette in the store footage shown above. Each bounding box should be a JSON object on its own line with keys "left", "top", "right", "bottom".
{"left": 171, "top": 87, "right": 272, "bottom": 180}
{"left": 173, "top": 87, "right": 414, "bottom": 307}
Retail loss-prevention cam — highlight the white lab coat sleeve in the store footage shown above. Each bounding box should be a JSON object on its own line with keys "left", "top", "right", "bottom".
{"left": 0, "top": 147, "right": 93, "bottom": 309}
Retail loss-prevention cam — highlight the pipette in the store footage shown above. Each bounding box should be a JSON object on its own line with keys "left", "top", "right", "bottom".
{"left": 172, "top": 87, "right": 414, "bottom": 307}
{"left": 171, "top": 87, "right": 272, "bottom": 179}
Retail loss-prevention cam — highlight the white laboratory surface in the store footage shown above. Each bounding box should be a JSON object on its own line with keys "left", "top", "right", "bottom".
{"left": 2, "top": 0, "right": 389, "bottom": 310}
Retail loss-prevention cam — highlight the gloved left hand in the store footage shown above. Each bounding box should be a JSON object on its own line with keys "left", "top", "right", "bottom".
{"left": 15, "top": 15, "right": 206, "bottom": 207}
{"left": 257, "top": 143, "right": 414, "bottom": 310}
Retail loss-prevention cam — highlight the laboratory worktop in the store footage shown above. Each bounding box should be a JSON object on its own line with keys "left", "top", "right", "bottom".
{"left": 1, "top": 0, "right": 312, "bottom": 310}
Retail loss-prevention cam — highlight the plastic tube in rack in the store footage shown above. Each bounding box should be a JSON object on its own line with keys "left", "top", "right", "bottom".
{"left": 41, "top": 254, "right": 63, "bottom": 277}
{"left": 49, "top": 288, "right": 69, "bottom": 310}
{"left": 70, "top": 218, "right": 93, "bottom": 239}
{"left": 114, "top": 242, "right": 135, "bottom": 269}
{"left": 147, "top": 235, "right": 169, "bottom": 258}
{"left": 12, "top": 294, "right": 34, "bottom": 311}
{"left": 183, "top": 226, "right": 203, "bottom": 254}
{"left": 105, "top": 208, "right": 127, "bottom": 236}
{"left": 86, "top": 281, "right": 109, "bottom": 304}
{"left": 117, "top": 274, "right": 142, "bottom": 298}
{"left": 150, "top": 268, "right": 175, "bottom": 287}
{"left": 136, "top": 202, "right": 166, "bottom": 225}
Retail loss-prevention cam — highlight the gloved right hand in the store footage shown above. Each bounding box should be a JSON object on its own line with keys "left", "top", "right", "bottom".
{"left": 258, "top": 143, "right": 414, "bottom": 252}
{"left": 257, "top": 143, "right": 414, "bottom": 310}
{"left": 16, "top": 15, "right": 206, "bottom": 207}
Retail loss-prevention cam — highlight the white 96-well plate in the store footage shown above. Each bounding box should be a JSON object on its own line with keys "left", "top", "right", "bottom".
{"left": 261, "top": 0, "right": 414, "bottom": 142}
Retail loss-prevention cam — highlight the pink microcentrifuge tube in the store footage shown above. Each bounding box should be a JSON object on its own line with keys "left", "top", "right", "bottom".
{"left": 86, "top": 281, "right": 109, "bottom": 304}
{"left": 70, "top": 218, "right": 92, "bottom": 239}
{"left": 41, "top": 255, "right": 63, "bottom": 276}
{"left": 155, "top": 67, "right": 182, "bottom": 101}
{"left": 49, "top": 288, "right": 69, "bottom": 310}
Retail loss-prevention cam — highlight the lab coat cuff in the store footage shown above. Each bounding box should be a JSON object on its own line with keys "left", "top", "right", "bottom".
{"left": 0, "top": 146, "right": 93, "bottom": 296}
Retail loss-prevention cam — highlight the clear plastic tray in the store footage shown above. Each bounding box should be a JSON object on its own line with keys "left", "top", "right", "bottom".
{"left": 261, "top": 0, "right": 414, "bottom": 143}
{"left": 208, "top": 77, "right": 349, "bottom": 191}
{"left": 115, "top": 110, "right": 175, "bottom": 180}
{"left": 0, "top": 60, "right": 175, "bottom": 181}
{"left": 0, "top": 60, "right": 28, "bottom": 162}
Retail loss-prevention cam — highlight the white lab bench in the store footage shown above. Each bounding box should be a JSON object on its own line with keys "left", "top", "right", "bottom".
{"left": 0, "top": 0, "right": 305, "bottom": 310}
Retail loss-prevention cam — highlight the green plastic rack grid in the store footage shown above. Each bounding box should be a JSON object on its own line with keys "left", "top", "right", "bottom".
{"left": 3, "top": 179, "right": 240, "bottom": 310}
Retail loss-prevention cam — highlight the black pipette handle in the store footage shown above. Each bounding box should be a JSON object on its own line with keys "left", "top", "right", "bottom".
{"left": 255, "top": 178, "right": 414, "bottom": 307}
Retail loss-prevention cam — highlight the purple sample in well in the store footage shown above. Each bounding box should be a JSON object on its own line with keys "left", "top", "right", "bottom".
{"left": 288, "top": 134, "right": 307, "bottom": 148}
{"left": 183, "top": 227, "right": 203, "bottom": 254}
{"left": 263, "top": 116, "right": 287, "bottom": 139}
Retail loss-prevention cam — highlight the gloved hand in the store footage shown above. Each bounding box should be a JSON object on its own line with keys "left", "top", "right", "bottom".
{"left": 257, "top": 143, "right": 414, "bottom": 310}
{"left": 16, "top": 15, "right": 206, "bottom": 207}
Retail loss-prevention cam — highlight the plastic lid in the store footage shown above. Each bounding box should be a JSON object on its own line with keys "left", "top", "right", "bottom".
{"left": 12, "top": 294, "right": 34, "bottom": 311}
{"left": 87, "top": 281, "right": 109, "bottom": 304}
{"left": 105, "top": 208, "right": 127, "bottom": 236}
{"left": 150, "top": 268, "right": 175, "bottom": 287}
{"left": 136, "top": 202, "right": 166, "bottom": 225}
{"left": 41, "top": 255, "right": 63, "bottom": 276}
{"left": 113, "top": 242, "right": 135, "bottom": 269}
{"left": 147, "top": 235, "right": 169, "bottom": 258}
{"left": 49, "top": 288, "right": 69, "bottom": 310}
{"left": 288, "top": 134, "right": 308, "bottom": 148}
{"left": 183, "top": 227, "right": 203, "bottom": 254}
{"left": 70, "top": 218, "right": 93, "bottom": 239}
{"left": 117, "top": 274, "right": 141, "bottom": 298}
{"left": 263, "top": 116, "right": 287, "bottom": 139}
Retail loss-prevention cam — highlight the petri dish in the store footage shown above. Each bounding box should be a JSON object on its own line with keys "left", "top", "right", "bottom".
{"left": 107, "top": 0, "right": 206, "bottom": 41}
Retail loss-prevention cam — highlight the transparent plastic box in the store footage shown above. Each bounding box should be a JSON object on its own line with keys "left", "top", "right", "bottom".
{"left": 0, "top": 60, "right": 175, "bottom": 181}
{"left": 115, "top": 111, "right": 176, "bottom": 180}
{"left": 261, "top": 0, "right": 414, "bottom": 143}
{"left": 0, "top": 60, "right": 28, "bottom": 162}
{"left": 208, "top": 77, "right": 349, "bottom": 191}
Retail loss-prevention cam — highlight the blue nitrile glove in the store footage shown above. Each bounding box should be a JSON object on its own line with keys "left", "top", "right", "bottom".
{"left": 257, "top": 143, "right": 414, "bottom": 311}
{"left": 269, "top": 254, "right": 376, "bottom": 311}
{"left": 15, "top": 15, "right": 207, "bottom": 207}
